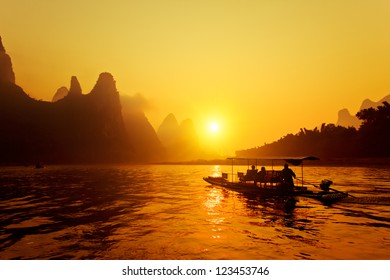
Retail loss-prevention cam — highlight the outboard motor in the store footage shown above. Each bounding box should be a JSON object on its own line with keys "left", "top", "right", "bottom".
{"left": 320, "top": 179, "right": 333, "bottom": 192}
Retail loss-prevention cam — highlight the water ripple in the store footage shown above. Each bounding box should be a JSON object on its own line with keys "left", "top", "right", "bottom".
{"left": 0, "top": 164, "right": 389, "bottom": 259}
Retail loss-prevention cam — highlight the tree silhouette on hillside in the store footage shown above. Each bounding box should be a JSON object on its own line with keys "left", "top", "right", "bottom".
{"left": 356, "top": 101, "right": 390, "bottom": 157}
{"left": 236, "top": 102, "right": 390, "bottom": 159}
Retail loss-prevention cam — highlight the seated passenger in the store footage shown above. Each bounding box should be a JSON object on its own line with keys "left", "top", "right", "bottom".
{"left": 257, "top": 166, "right": 267, "bottom": 187}
{"left": 245, "top": 165, "right": 258, "bottom": 182}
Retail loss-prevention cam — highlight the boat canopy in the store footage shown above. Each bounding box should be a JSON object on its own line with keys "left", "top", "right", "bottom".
{"left": 227, "top": 156, "right": 320, "bottom": 166}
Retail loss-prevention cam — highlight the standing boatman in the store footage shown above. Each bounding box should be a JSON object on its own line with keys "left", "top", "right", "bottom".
{"left": 281, "top": 163, "right": 296, "bottom": 188}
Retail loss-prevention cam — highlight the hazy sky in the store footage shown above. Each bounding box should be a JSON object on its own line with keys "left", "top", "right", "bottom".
{"left": 1, "top": 0, "right": 390, "bottom": 155}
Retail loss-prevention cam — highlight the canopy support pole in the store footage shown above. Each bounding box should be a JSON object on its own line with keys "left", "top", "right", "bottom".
{"left": 231, "top": 158, "right": 234, "bottom": 182}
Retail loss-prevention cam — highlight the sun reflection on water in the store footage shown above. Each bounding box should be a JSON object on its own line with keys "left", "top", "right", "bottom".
{"left": 204, "top": 188, "right": 223, "bottom": 210}
{"left": 203, "top": 186, "right": 226, "bottom": 240}
{"left": 210, "top": 165, "right": 221, "bottom": 177}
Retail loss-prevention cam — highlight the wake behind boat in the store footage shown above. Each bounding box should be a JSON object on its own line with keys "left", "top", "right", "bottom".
{"left": 203, "top": 156, "right": 348, "bottom": 204}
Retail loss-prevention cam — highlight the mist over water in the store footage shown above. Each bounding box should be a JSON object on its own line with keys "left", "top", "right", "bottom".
{"left": 0, "top": 164, "right": 389, "bottom": 260}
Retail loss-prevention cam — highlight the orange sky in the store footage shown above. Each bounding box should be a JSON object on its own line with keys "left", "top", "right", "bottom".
{"left": 1, "top": 0, "right": 390, "bottom": 155}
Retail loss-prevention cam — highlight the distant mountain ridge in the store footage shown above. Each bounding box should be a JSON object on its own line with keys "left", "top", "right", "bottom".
{"left": 52, "top": 86, "right": 69, "bottom": 102}
{"left": 0, "top": 36, "right": 15, "bottom": 84}
{"left": 361, "top": 95, "right": 390, "bottom": 110}
{"left": 337, "top": 94, "right": 390, "bottom": 128}
{"left": 0, "top": 35, "right": 164, "bottom": 164}
{"left": 157, "top": 113, "right": 200, "bottom": 161}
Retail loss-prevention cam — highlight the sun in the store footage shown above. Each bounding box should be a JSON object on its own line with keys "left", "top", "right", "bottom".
{"left": 208, "top": 122, "right": 220, "bottom": 134}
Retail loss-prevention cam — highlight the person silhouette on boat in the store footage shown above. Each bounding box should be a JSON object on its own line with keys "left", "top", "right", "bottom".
{"left": 257, "top": 166, "right": 267, "bottom": 187}
{"left": 245, "top": 165, "right": 258, "bottom": 184}
{"left": 281, "top": 163, "right": 296, "bottom": 188}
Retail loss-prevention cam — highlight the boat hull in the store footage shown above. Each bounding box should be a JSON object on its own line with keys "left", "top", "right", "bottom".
{"left": 302, "top": 192, "right": 348, "bottom": 204}
{"left": 203, "top": 176, "right": 347, "bottom": 203}
{"left": 203, "top": 176, "right": 311, "bottom": 196}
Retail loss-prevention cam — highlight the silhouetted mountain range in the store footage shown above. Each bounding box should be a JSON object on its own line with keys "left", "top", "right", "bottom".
{"left": 0, "top": 37, "right": 15, "bottom": 84}
{"left": 120, "top": 95, "right": 165, "bottom": 162}
{"left": 337, "top": 94, "right": 390, "bottom": 128}
{"left": 157, "top": 113, "right": 200, "bottom": 161}
{"left": 52, "top": 86, "right": 69, "bottom": 102}
{"left": 0, "top": 36, "right": 165, "bottom": 164}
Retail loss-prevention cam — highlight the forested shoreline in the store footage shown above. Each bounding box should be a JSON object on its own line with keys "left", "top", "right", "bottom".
{"left": 236, "top": 102, "right": 390, "bottom": 160}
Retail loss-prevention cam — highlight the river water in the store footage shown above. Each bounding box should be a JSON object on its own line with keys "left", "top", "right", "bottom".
{"left": 0, "top": 164, "right": 389, "bottom": 260}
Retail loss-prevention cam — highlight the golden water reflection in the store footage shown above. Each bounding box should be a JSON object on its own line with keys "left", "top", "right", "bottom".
{"left": 204, "top": 187, "right": 225, "bottom": 240}
{"left": 0, "top": 164, "right": 389, "bottom": 259}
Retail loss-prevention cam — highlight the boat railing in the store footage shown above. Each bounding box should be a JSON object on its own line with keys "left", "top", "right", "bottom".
{"left": 224, "top": 170, "right": 284, "bottom": 186}
{"left": 266, "top": 170, "right": 282, "bottom": 184}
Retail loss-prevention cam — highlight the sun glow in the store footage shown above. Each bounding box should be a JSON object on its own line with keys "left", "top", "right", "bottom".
{"left": 198, "top": 115, "right": 234, "bottom": 156}
{"left": 208, "top": 122, "right": 220, "bottom": 134}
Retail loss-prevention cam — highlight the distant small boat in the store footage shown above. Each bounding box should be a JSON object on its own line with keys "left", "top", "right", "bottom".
{"left": 203, "top": 157, "right": 348, "bottom": 204}
{"left": 35, "top": 162, "right": 44, "bottom": 169}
